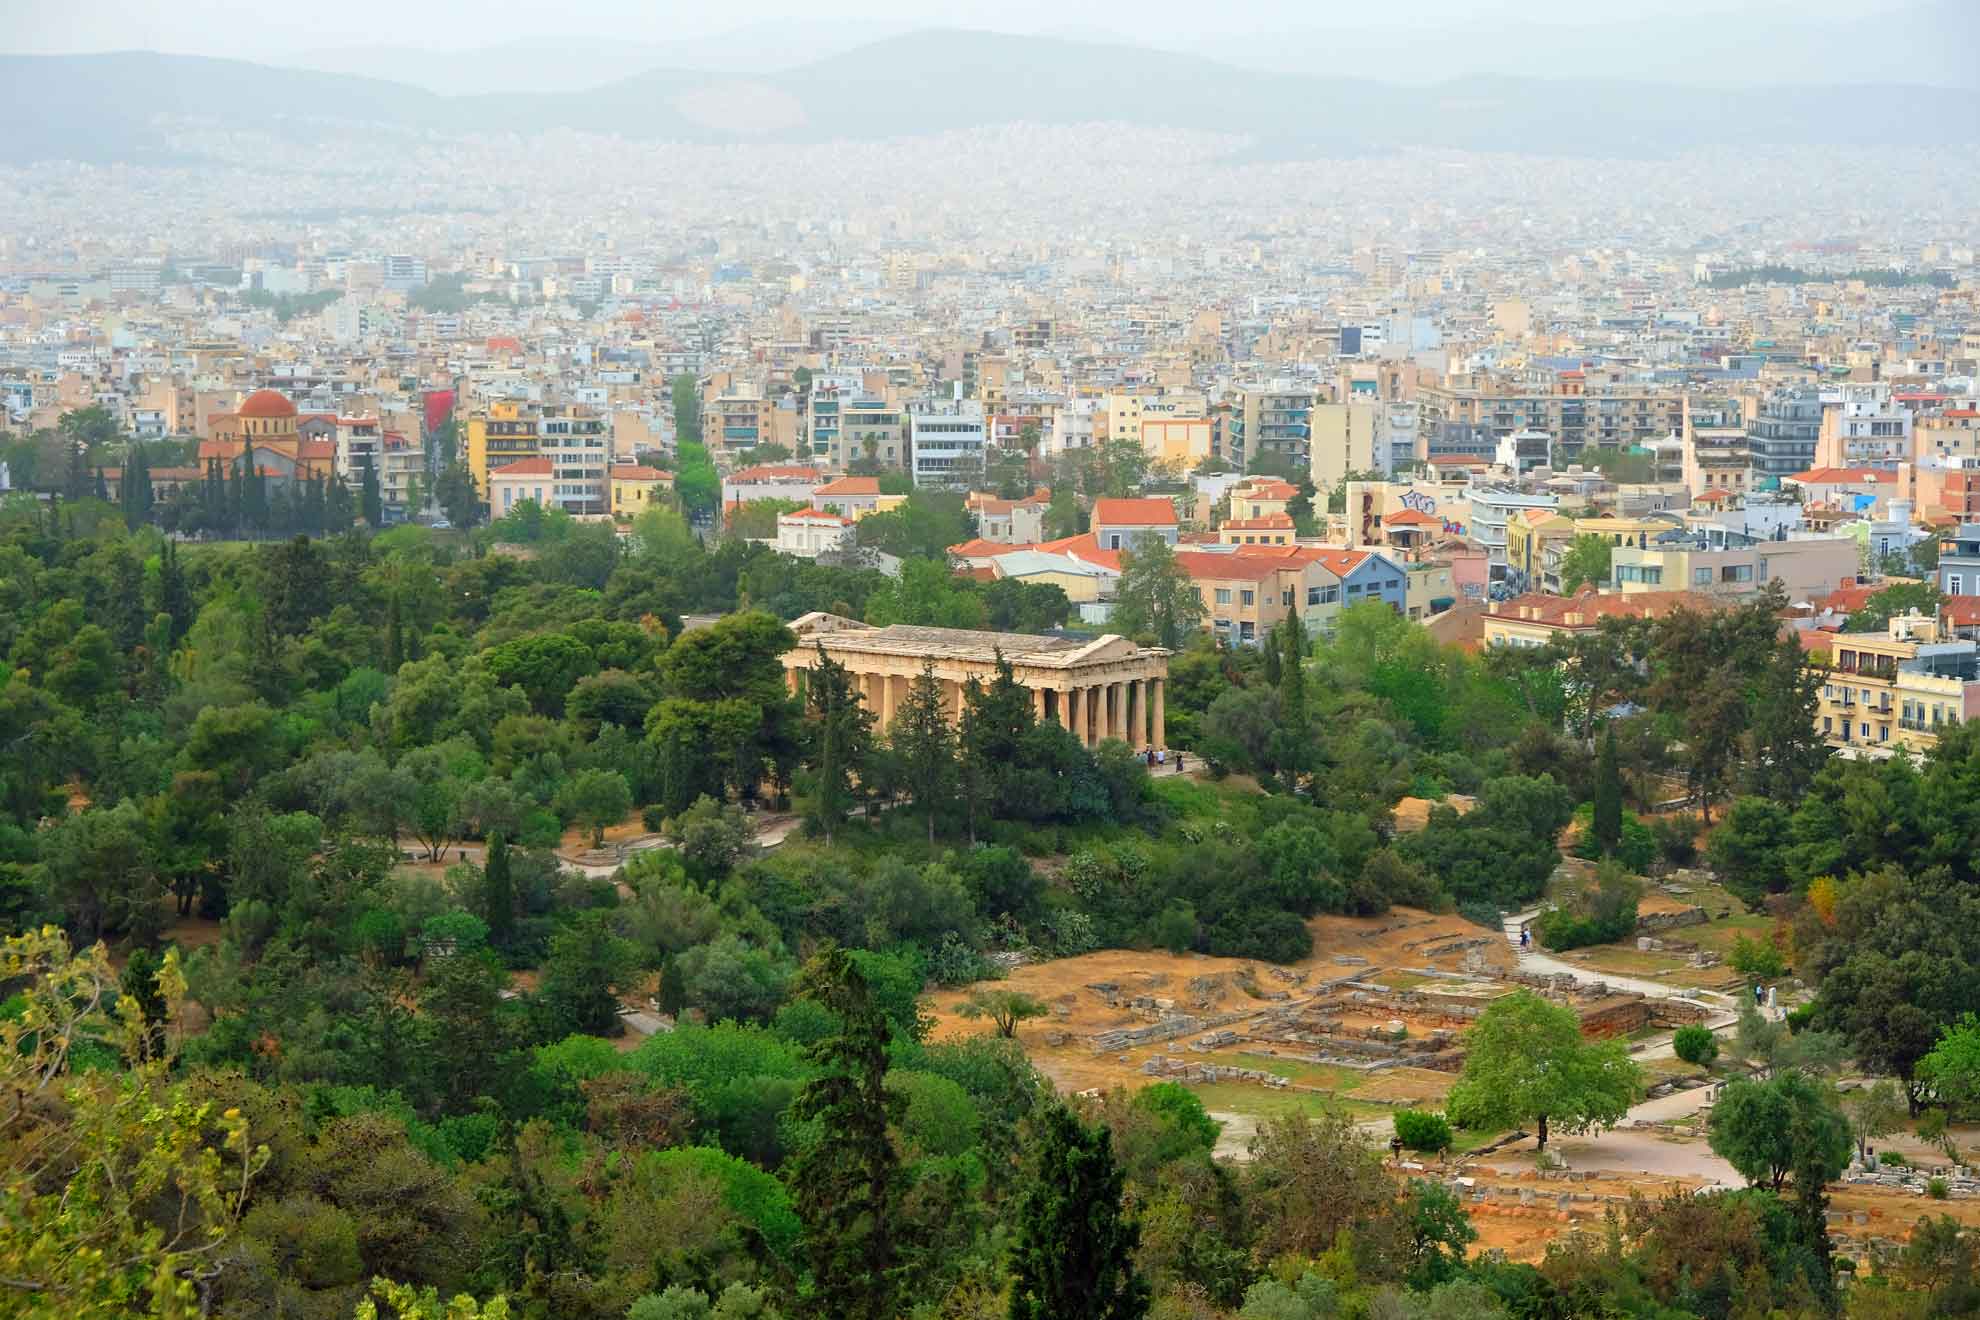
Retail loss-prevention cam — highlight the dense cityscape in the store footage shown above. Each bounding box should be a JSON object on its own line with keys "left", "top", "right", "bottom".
{"left": 4, "top": 5, "right": 1980, "bottom": 1318}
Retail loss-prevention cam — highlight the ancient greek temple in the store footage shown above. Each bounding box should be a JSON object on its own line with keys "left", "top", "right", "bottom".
{"left": 782, "top": 612, "right": 1169, "bottom": 751}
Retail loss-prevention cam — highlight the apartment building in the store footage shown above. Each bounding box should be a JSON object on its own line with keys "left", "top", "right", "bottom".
{"left": 1814, "top": 383, "right": 1911, "bottom": 469}
{"left": 1811, "top": 613, "right": 1980, "bottom": 755}
{"left": 1230, "top": 382, "right": 1315, "bottom": 470}
{"left": 1746, "top": 387, "right": 1824, "bottom": 480}
{"left": 909, "top": 402, "right": 988, "bottom": 488}
{"left": 466, "top": 400, "right": 539, "bottom": 492}
{"left": 805, "top": 377, "right": 907, "bottom": 471}
{"left": 1466, "top": 488, "right": 1560, "bottom": 582}
{"left": 1092, "top": 497, "right": 1179, "bottom": 552}
{"left": 703, "top": 382, "right": 774, "bottom": 459}
{"left": 1416, "top": 371, "right": 1680, "bottom": 457}
{"left": 1610, "top": 529, "right": 1858, "bottom": 601}
{"left": 541, "top": 406, "right": 610, "bottom": 515}
{"left": 1942, "top": 523, "right": 1980, "bottom": 597}
{"left": 1309, "top": 401, "right": 1379, "bottom": 492}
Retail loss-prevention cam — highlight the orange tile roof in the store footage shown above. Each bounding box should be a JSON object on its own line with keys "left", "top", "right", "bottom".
{"left": 1428, "top": 454, "right": 1487, "bottom": 466}
{"left": 1384, "top": 509, "right": 1440, "bottom": 526}
{"left": 1092, "top": 496, "right": 1177, "bottom": 525}
{"left": 949, "top": 537, "right": 1021, "bottom": 558}
{"left": 814, "top": 475, "right": 881, "bottom": 496}
{"left": 1787, "top": 467, "right": 1889, "bottom": 484}
{"left": 491, "top": 457, "right": 554, "bottom": 477}
{"left": 781, "top": 510, "right": 852, "bottom": 525}
{"left": 1234, "top": 478, "right": 1299, "bottom": 500}
{"left": 1310, "top": 549, "right": 1374, "bottom": 577}
{"left": 1173, "top": 551, "right": 1291, "bottom": 582}
{"left": 1034, "top": 531, "right": 1122, "bottom": 571}
{"left": 611, "top": 464, "right": 669, "bottom": 480}
{"left": 1486, "top": 586, "right": 1727, "bottom": 630}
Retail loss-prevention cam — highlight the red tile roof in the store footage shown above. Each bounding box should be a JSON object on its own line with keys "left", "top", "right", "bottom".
{"left": 1034, "top": 531, "right": 1122, "bottom": 571}
{"left": 1234, "top": 479, "right": 1299, "bottom": 500}
{"left": 1384, "top": 509, "right": 1440, "bottom": 526}
{"left": 781, "top": 510, "right": 852, "bottom": 525}
{"left": 1092, "top": 496, "right": 1178, "bottom": 525}
{"left": 491, "top": 457, "right": 554, "bottom": 477}
{"left": 1428, "top": 454, "right": 1487, "bottom": 467}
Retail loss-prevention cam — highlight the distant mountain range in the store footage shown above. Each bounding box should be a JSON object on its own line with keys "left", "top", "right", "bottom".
{"left": 5, "top": 28, "right": 1977, "bottom": 167}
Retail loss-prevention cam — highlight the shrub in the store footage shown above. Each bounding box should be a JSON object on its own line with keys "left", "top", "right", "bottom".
{"left": 1650, "top": 813, "right": 1700, "bottom": 867}
{"left": 1394, "top": 1109, "right": 1454, "bottom": 1153}
{"left": 1880, "top": 1151, "right": 1908, "bottom": 1168}
{"left": 1929, "top": 1177, "right": 1950, "bottom": 1199}
{"left": 1673, "top": 1024, "right": 1719, "bottom": 1066}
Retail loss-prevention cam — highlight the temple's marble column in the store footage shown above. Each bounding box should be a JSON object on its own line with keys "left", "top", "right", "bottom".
{"left": 1129, "top": 679, "right": 1145, "bottom": 751}
{"left": 1153, "top": 678, "right": 1166, "bottom": 749}
{"left": 1068, "top": 686, "right": 1085, "bottom": 747}
{"left": 881, "top": 672, "right": 900, "bottom": 729}
{"left": 1032, "top": 686, "right": 1046, "bottom": 723}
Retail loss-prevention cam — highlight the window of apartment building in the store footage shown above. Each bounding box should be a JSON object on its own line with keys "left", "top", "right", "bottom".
{"left": 1861, "top": 723, "right": 1870, "bottom": 738}
{"left": 1951, "top": 574, "right": 1966, "bottom": 595}
{"left": 1240, "top": 590, "right": 1255, "bottom": 607}
{"left": 1694, "top": 568, "right": 1713, "bottom": 585}
{"left": 1281, "top": 590, "right": 1294, "bottom": 607}
{"left": 1823, "top": 716, "right": 1832, "bottom": 733}
{"left": 1215, "top": 589, "right": 1232, "bottom": 605}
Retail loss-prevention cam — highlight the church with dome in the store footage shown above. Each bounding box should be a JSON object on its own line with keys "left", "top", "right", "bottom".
{"left": 200, "top": 388, "right": 338, "bottom": 487}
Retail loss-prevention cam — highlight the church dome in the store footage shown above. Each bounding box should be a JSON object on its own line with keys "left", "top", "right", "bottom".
{"left": 238, "top": 389, "right": 298, "bottom": 420}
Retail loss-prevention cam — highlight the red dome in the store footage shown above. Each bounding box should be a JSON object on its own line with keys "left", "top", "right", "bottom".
{"left": 238, "top": 389, "right": 298, "bottom": 420}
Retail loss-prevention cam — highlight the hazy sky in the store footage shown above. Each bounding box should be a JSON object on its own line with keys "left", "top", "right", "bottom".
{"left": 0, "top": 0, "right": 1911, "bottom": 57}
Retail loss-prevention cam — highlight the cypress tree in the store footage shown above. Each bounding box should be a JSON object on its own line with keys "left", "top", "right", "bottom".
{"left": 1008, "top": 1104, "right": 1149, "bottom": 1320}
{"left": 1593, "top": 723, "right": 1624, "bottom": 857}
{"left": 483, "top": 831, "right": 514, "bottom": 947}
{"left": 156, "top": 539, "right": 193, "bottom": 642}
{"left": 360, "top": 454, "right": 382, "bottom": 528}
{"left": 802, "top": 643, "right": 875, "bottom": 846}
{"left": 787, "top": 949, "right": 903, "bottom": 1320}
{"left": 891, "top": 660, "right": 957, "bottom": 845}
{"left": 93, "top": 466, "right": 108, "bottom": 502}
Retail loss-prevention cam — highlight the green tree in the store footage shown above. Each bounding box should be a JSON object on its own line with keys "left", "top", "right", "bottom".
{"left": 801, "top": 645, "right": 876, "bottom": 844}
{"left": 1673, "top": 1024, "right": 1719, "bottom": 1066}
{"left": 1557, "top": 534, "right": 1612, "bottom": 593}
{"left": 1841, "top": 1078, "right": 1905, "bottom": 1163}
{"left": 434, "top": 464, "right": 480, "bottom": 529}
{"left": 1707, "top": 1071, "right": 1852, "bottom": 1192}
{"left": 1592, "top": 723, "right": 1623, "bottom": 856}
{"left": 954, "top": 988, "right": 1047, "bottom": 1038}
{"left": 1109, "top": 534, "right": 1204, "bottom": 650}
{"left": 359, "top": 455, "right": 383, "bottom": 527}
{"left": 1445, "top": 990, "right": 1641, "bottom": 1149}
{"left": 0, "top": 929, "right": 268, "bottom": 1319}
{"left": 482, "top": 831, "right": 515, "bottom": 945}
{"left": 562, "top": 767, "right": 632, "bottom": 847}
{"left": 1008, "top": 1103, "right": 1149, "bottom": 1320}
{"left": 672, "top": 374, "right": 702, "bottom": 445}
{"left": 786, "top": 948, "right": 903, "bottom": 1320}
{"left": 538, "top": 910, "right": 641, "bottom": 1036}
{"left": 1918, "top": 1013, "right": 1980, "bottom": 1112}
{"left": 889, "top": 661, "right": 957, "bottom": 845}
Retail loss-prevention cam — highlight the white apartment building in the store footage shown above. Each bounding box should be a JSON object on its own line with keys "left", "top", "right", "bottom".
{"left": 541, "top": 408, "right": 610, "bottom": 515}
{"left": 910, "top": 401, "right": 987, "bottom": 488}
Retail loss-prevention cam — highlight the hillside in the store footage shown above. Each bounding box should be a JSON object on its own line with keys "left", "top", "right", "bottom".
{"left": 4, "top": 30, "right": 1978, "bottom": 165}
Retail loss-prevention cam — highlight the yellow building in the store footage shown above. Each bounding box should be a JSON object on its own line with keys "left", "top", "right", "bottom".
{"left": 1142, "top": 417, "right": 1214, "bottom": 467}
{"left": 1404, "top": 562, "right": 1458, "bottom": 621}
{"left": 1503, "top": 508, "right": 1575, "bottom": 586}
{"left": 1809, "top": 614, "right": 1980, "bottom": 755}
{"left": 466, "top": 400, "right": 539, "bottom": 493}
{"left": 609, "top": 464, "right": 673, "bottom": 519}
{"left": 1611, "top": 534, "right": 1858, "bottom": 600}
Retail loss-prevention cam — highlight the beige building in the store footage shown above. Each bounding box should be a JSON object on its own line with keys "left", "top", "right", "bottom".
{"left": 1309, "top": 401, "right": 1379, "bottom": 492}
{"left": 781, "top": 613, "right": 1169, "bottom": 750}
{"left": 1142, "top": 417, "right": 1214, "bottom": 467}
{"left": 1611, "top": 534, "right": 1858, "bottom": 601}
{"left": 1809, "top": 613, "right": 1980, "bottom": 755}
